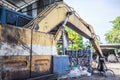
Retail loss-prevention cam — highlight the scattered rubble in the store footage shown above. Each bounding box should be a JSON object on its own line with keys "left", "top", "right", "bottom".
{"left": 58, "top": 66, "right": 91, "bottom": 79}
{"left": 59, "top": 63, "right": 120, "bottom": 80}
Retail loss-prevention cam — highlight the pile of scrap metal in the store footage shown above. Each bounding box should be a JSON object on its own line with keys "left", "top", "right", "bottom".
{"left": 66, "top": 49, "right": 92, "bottom": 68}
{"left": 58, "top": 49, "right": 93, "bottom": 79}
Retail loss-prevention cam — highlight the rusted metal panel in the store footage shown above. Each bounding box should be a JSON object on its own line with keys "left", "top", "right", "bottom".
{"left": 31, "top": 56, "right": 53, "bottom": 77}
{"left": 0, "top": 24, "right": 58, "bottom": 55}
{"left": 0, "top": 56, "right": 30, "bottom": 80}
{"left": 0, "top": 24, "right": 55, "bottom": 46}
{"left": 0, "top": 56, "right": 53, "bottom": 80}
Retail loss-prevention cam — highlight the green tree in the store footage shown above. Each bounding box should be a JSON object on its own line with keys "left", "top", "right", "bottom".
{"left": 57, "top": 26, "right": 84, "bottom": 54}
{"left": 65, "top": 27, "right": 83, "bottom": 50}
{"left": 105, "top": 16, "right": 120, "bottom": 43}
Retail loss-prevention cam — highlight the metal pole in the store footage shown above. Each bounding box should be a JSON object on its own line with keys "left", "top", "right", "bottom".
{"left": 30, "top": 27, "right": 33, "bottom": 78}
{"left": 62, "top": 12, "right": 72, "bottom": 55}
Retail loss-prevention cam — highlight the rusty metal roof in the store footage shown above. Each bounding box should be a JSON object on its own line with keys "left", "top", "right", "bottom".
{"left": 0, "top": 0, "right": 38, "bottom": 11}
{"left": 100, "top": 44, "right": 120, "bottom": 49}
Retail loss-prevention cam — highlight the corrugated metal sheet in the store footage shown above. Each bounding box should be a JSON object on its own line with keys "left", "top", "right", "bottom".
{"left": 0, "top": 0, "right": 38, "bottom": 11}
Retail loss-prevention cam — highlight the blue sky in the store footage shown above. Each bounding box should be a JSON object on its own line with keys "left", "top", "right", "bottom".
{"left": 64, "top": 0, "right": 120, "bottom": 43}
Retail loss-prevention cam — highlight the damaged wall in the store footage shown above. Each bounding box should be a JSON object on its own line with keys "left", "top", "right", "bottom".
{"left": 0, "top": 24, "right": 57, "bottom": 55}
{"left": 0, "top": 24, "right": 56, "bottom": 80}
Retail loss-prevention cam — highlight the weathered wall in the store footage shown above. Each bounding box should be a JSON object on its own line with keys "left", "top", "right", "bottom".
{"left": 0, "top": 24, "right": 56, "bottom": 79}
{"left": 0, "top": 24, "right": 57, "bottom": 55}
{"left": 0, "top": 55, "right": 53, "bottom": 80}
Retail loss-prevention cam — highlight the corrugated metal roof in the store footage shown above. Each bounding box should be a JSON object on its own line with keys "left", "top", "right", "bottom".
{"left": 100, "top": 44, "right": 120, "bottom": 48}
{"left": 0, "top": 0, "right": 38, "bottom": 11}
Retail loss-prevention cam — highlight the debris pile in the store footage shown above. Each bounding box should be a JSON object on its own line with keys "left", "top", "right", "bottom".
{"left": 59, "top": 66, "right": 91, "bottom": 79}
{"left": 59, "top": 48, "right": 93, "bottom": 79}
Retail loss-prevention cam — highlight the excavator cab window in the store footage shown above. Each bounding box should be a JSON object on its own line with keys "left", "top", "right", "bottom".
{"left": 18, "top": 16, "right": 32, "bottom": 27}
{"left": 6, "top": 11, "right": 17, "bottom": 26}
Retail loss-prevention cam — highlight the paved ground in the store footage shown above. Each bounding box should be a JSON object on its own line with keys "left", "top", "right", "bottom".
{"left": 60, "top": 63, "right": 120, "bottom": 80}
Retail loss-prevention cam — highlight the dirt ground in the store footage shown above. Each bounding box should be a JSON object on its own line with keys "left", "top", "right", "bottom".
{"left": 60, "top": 63, "right": 120, "bottom": 80}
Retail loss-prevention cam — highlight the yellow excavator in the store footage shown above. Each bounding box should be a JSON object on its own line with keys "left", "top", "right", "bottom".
{"left": 0, "top": 2, "right": 105, "bottom": 80}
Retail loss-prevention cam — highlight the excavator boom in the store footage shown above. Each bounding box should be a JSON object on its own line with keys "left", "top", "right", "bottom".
{"left": 24, "top": 2, "right": 103, "bottom": 57}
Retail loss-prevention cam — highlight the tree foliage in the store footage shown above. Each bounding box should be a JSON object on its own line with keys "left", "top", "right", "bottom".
{"left": 105, "top": 16, "right": 120, "bottom": 43}
{"left": 65, "top": 27, "right": 83, "bottom": 50}
{"left": 57, "top": 26, "right": 84, "bottom": 54}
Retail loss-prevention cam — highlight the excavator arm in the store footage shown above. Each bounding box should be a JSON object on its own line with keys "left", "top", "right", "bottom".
{"left": 24, "top": 2, "right": 103, "bottom": 57}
